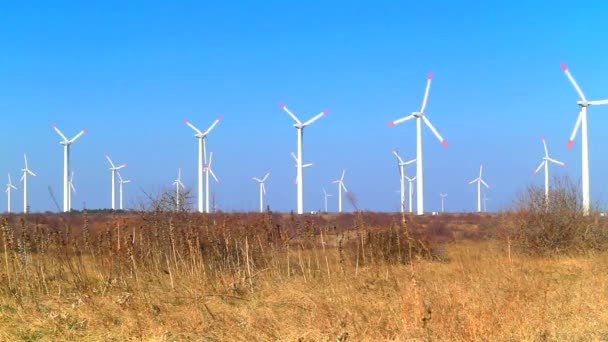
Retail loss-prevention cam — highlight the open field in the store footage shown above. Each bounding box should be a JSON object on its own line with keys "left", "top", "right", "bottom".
{"left": 0, "top": 211, "right": 607, "bottom": 341}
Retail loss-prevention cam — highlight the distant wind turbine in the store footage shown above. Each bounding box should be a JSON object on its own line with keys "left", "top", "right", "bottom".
{"left": 204, "top": 151, "right": 219, "bottom": 212}
{"left": 51, "top": 124, "right": 87, "bottom": 212}
{"left": 388, "top": 72, "right": 448, "bottom": 215}
{"left": 184, "top": 117, "right": 222, "bottom": 213}
{"left": 332, "top": 170, "right": 348, "bottom": 213}
{"left": 322, "top": 187, "right": 332, "bottom": 212}
{"left": 117, "top": 172, "right": 130, "bottom": 210}
{"left": 280, "top": 103, "right": 328, "bottom": 214}
{"left": 20, "top": 154, "right": 37, "bottom": 213}
{"left": 534, "top": 136, "right": 566, "bottom": 208}
{"left": 252, "top": 173, "right": 270, "bottom": 213}
{"left": 468, "top": 164, "right": 489, "bottom": 213}
{"left": 392, "top": 149, "right": 416, "bottom": 213}
{"left": 440, "top": 193, "right": 447, "bottom": 213}
{"left": 560, "top": 63, "right": 607, "bottom": 215}
{"left": 405, "top": 176, "right": 416, "bottom": 213}
{"left": 173, "top": 168, "right": 185, "bottom": 212}
{"left": 106, "top": 156, "right": 127, "bottom": 210}
{"left": 5, "top": 174, "right": 17, "bottom": 213}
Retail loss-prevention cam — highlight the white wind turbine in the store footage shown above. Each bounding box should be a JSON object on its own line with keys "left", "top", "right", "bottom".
{"left": 117, "top": 172, "right": 130, "bottom": 211}
{"left": 322, "top": 187, "right": 332, "bottom": 212}
{"left": 332, "top": 170, "right": 348, "bottom": 213}
{"left": 280, "top": 103, "right": 328, "bottom": 214}
{"left": 560, "top": 63, "right": 608, "bottom": 215}
{"left": 5, "top": 174, "right": 17, "bottom": 213}
{"left": 388, "top": 72, "right": 448, "bottom": 215}
{"left": 468, "top": 164, "right": 489, "bottom": 213}
{"left": 392, "top": 149, "right": 416, "bottom": 213}
{"left": 173, "top": 168, "right": 185, "bottom": 212}
{"left": 51, "top": 124, "right": 87, "bottom": 212}
{"left": 534, "top": 136, "right": 566, "bottom": 208}
{"left": 440, "top": 193, "right": 447, "bottom": 213}
{"left": 405, "top": 176, "right": 416, "bottom": 213}
{"left": 68, "top": 171, "right": 76, "bottom": 211}
{"left": 20, "top": 154, "right": 37, "bottom": 213}
{"left": 203, "top": 151, "right": 219, "bottom": 212}
{"left": 184, "top": 117, "right": 222, "bottom": 213}
{"left": 106, "top": 156, "right": 127, "bottom": 210}
{"left": 252, "top": 173, "right": 270, "bottom": 213}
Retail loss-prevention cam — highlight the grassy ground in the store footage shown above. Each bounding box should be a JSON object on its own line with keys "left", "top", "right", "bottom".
{"left": 0, "top": 213, "right": 607, "bottom": 340}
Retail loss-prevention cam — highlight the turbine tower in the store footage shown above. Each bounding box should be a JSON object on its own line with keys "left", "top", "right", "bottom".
{"left": 440, "top": 193, "right": 447, "bottom": 213}
{"left": 388, "top": 72, "right": 448, "bottom": 215}
{"left": 332, "top": 170, "right": 348, "bottom": 213}
{"left": 405, "top": 176, "right": 416, "bottom": 213}
{"left": 252, "top": 173, "right": 270, "bottom": 213}
{"left": 560, "top": 63, "right": 608, "bottom": 215}
{"left": 203, "top": 151, "right": 219, "bottom": 212}
{"left": 280, "top": 103, "right": 328, "bottom": 214}
{"left": 468, "top": 164, "right": 490, "bottom": 213}
{"left": 20, "top": 154, "right": 37, "bottom": 213}
{"left": 117, "top": 172, "right": 130, "bottom": 210}
{"left": 322, "top": 187, "right": 332, "bottom": 212}
{"left": 534, "top": 136, "right": 566, "bottom": 208}
{"left": 106, "top": 156, "right": 127, "bottom": 210}
{"left": 184, "top": 117, "right": 222, "bottom": 213}
{"left": 51, "top": 124, "right": 87, "bottom": 212}
{"left": 173, "top": 168, "right": 185, "bottom": 212}
{"left": 392, "top": 149, "right": 416, "bottom": 213}
{"left": 5, "top": 174, "right": 17, "bottom": 213}
{"left": 68, "top": 171, "right": 76, "bottom": 211}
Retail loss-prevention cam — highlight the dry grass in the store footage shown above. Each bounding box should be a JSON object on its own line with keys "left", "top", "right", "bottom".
{"left": 0, "top": 212, "right": 607, "bottom": 341}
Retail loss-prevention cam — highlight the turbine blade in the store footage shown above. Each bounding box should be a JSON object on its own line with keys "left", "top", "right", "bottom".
{"left": 422, "top": 116, "right": 448, "bottom": 147}
{"left": 262, "top": 173, "right": 270, "bottom": 182}
{"left": 588, "top": 99, "right": 608, "bottom": 105}
{"left": 262, "top": 183, "right": 266, "bottom": 195}
{"left": 116, "top": 163, "right": 127, "bottom": 170}
{"left": 387, "top": 114, "right": 415, "bottom": 127}
{"left": 468, "top": 178, "right": 478, "bottom": 185}
{"left": 341, "top": 182, "right": 348, "bottom": 193}
{"left": 51, "top": 124, "right": 69, "bottom": 141}
{"left": 420, "top": 71, "right": 433, "bottom": 113}
{"left": 322, "top": 187, "right": 327, "bottom": 196}
{"left": 290, "top": 151, "right": 298, "bottom": 163}
{"left": 209, "top": 168, "right": 219, "bottom": 183}
{"left": 69, "top": 129, "right": 87, "bottom": 143}
{"left": 560, "top": 63, "right": 587, "bottom": 101}
{"left": 184, "top": 120, "right": 204, "bottom": 135}
{"left": 340, "top": 170, "right": 345, "bottom": 181}
{"left": 568, "top": 110, "right": 583, "bottom": 149}
{"left": 208, "top": 152, "right": 214, "bottom": 167}
{"left": 24, "top": 154, "right": 28, "bottom": 168}
{"left": 391, "top": 149, "right": 405, "bottom": 164}
{"left": 28, "top": 170, "right": 37, "bottom": 177}
{"left": 279, "top": 103, "right": 302, "bottom": 125}
{"left": 302, "top": 110, "right": 328, "bottom": 126}
{"left": 203, "top": 116, "right": 222, "bottom": 136}
{"left": 252, "top": 177, "right": 262, "bottom": 182}
{"left": 480, "top": 179, "right": 490, "bottom": 188}
{"left": 534, "top": 161, "right": 545, "bottom": 175}
{"left": 479, "top": 164, "right": 483, "bottom": 178}
{"left": 303, "top": 163, "right": 314, "bottom": 168}
{"left": 106, "top": 156, "right": 115, "bottom": 168}
{"left": 548, "top": 158, "right": 566, "bottom": 166}
{"left": 405, "top": 158, "right": 416, "bottom": 165}
{"left": 542, "top": 136, "right": 548, "bottom": 157}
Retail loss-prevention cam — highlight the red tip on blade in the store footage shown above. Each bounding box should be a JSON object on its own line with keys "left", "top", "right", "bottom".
{"left": 217, "top": 115, "right": 223, "bottom": 121}
{"left": 83, "top": 128, "right": 88, "bottom": 133}
{"left": 560, "top": 63, "right": 567, "bottom": 71}
{"left": 541, "top": 135, "right": 545, "bottom": 141}
{"left": 323, "top": 109, "right": 329, "bottom": 115}
{"left": 279, "top": 102, "right": 285, "bottom": 108}
{"left": 441, "top": 140, "right": 448, "bottom": 147}
{"left": 387, "top": 121, "right": 395, "bottom": 127}
{"left": 567, "top": 140, "right": 573, "bottom": 149}
{"left": 428, "top": 71, "right": 433, "bottom": 80}
{"left": 183, "top": 119, "right": 189, "bottom": 125}
{"left": 51, "top": 123, "right": 56, "bottom": 128}
{"left": 564, "top": 163, "right": 568, "bottom": 167}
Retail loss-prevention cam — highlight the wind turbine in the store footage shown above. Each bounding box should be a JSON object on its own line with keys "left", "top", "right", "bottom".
{"left": 468, "top": 164, "right": 489, "bottom": 213}
{"left": 117, "top": 172, "right": 130, "bottom": 211}
{"left": 184, "top": 117, "right": 222, "bottom": 213}
{"left": 392, "top": 149, "right": 416, "bottom": 213}
{"left": 440, "top": 193, "right": 447, "bottom": 213}
{"left": 388, "top": 72, "right": 448, "bottom": 215}
{"left": 280, "top": 103, "right": 328, "bottom": 214}
{"left": 51, "top": 124, "right": 87, "bottom": 212}
{"left": 5, "top": 174, "right": 17, "bottom": 213}
{"left": 204, "top": 151, "right": 219, "bottom": 212}
{"left": 322, "top": 187, "right": 332, "bottom": 212}
{"left": 405, "top": 176, "right": 416, "bottom": 213}
{"left": 252, "top": 173, "right": 270, "bottom": 213}
{"left": 106, "top": 156, "right": 127, "bottom": 210}
{"left": 173, "top": 168, "right": 185, "bottom": 212}
{"left": 560, "top": 63, "right": 608, "bottom": 215}
{"left": 20, "top": 154, "right": 37, "bottom": 213}
{"left": 534, "top": 136, "right": 566, "bottom": 208}
{"left": 68, "top": 171, "right": 76, "bottom": 211}
{"left": 291, "top": 152, "right": 313, "bottom": 187}
{"left": 332, "top": 170, "right": 348, "bottom": 213}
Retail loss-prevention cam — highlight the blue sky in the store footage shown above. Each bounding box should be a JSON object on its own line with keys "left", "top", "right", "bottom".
{"left": 1, "top": 1, "right": 607, "bottom": 213}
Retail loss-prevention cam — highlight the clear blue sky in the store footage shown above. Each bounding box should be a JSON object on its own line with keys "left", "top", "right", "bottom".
{"left": 1, "top": 1, "right": 607, "bottom": 213}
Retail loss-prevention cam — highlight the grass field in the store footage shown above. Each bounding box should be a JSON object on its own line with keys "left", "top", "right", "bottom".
{"left": 0, "top": 211, "right": 606, "bottom": 341}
